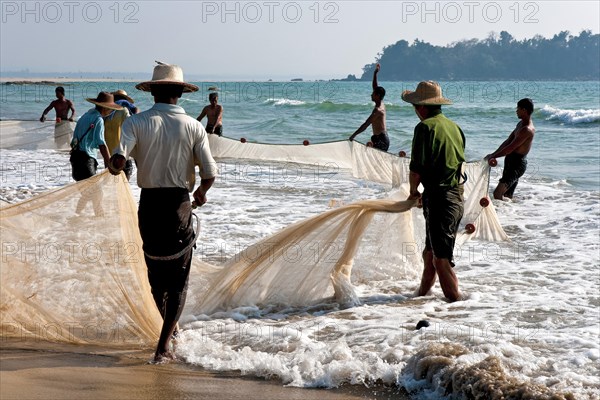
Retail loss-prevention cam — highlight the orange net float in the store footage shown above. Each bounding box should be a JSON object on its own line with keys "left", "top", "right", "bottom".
{"left": 240, "top": 137, "right": 247, "bottom": 143}
{"left": 398, "top": 150, "right": 407, "bottom": 157}
{"left": 479, "top": 197, "right": 490, "bottom": 207}
{"left": 465, "top": 223, "right": 476, "bottom": 234}
{"left": 488, "top": 158, "right": 497, "bottom": 167}
{"left": 303, "top": 140, "right": 310, "bottom": 146}
{"left": 366, "top": 141, "right": 373, "bottom": 147}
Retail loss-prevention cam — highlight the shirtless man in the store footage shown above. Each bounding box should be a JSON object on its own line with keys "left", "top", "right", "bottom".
{"left": 40, "top": 87, "right": 75, "bottom": 122}
{"left": 349, "top": 63, "right": 389, "bottom": 151}
{"left": 197, "top": 92, "right": 223, "bottom": 135}
{"left": 485, "top": 98, "right": 535, "bottom": 200}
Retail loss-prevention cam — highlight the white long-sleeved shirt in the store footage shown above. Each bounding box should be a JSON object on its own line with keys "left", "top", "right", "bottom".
{"left": 115, "top": 103, "right": 217, "bottom": 191}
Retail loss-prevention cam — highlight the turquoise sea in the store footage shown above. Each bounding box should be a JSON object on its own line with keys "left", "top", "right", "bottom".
{"left": 1, "top": 80, "right": 599, "bottom": 190}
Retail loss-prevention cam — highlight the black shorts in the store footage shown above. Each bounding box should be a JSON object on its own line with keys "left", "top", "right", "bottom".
{"left": 138, "top": 188, "right": 195, "bottom": 303}
{"left": 69, "top": 150, "right": 97, "bottom": 181}
{"left": 423, "top": 185, "right": 464, "bottom": 263}
{"left": 138, "top": 188, "right": 195, "bottom": 259}
{"left": 371, "top": 132, "right": 390, "bottom": 151}
{"left": 206, "top": 124, "right": 223, "bottom": 136}
{"left": 499, "top": 153, "right": 527, "bottom": 197}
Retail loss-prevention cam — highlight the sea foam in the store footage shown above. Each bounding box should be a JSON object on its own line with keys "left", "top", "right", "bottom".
{"left": 541, "top": 105, "right": 600, "bottom": 124}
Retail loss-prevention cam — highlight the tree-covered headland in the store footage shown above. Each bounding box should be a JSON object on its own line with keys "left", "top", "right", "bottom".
{"left": 345, "top": 31, "right": 599, "bottom": 81}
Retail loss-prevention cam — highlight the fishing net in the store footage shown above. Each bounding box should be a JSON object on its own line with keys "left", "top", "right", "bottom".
{"left": 0, "top": 120, "right": 74, "bottom": 150}
{"left": 190, "top": 137, "right": 508, "bottom": 314}
{"left": 1, "top": 122, "right": 508, "bottom": 345}
{"left": 0, "top": 172, "right": 162, "bottom": 346}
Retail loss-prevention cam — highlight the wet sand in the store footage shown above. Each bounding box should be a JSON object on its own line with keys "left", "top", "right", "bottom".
{"left": 1, "top": 341, "right": 410, "bottom": 400}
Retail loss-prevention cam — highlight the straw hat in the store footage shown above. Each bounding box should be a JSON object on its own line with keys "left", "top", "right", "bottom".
{"left": 401, "top": 81, "right": 452, "bottom": 105}
{"left": 112, "top": 89, "right": 134, "bottom": 103}
{"left": 135, "top": 61, "right": 199, "bottom": 93}
{"left": 86, "top": 92, "right": 124, "bottom": 110}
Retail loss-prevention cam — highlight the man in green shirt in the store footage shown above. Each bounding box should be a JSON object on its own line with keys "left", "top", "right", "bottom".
{"left": 402, "top": 81, "right": 465, "bottom": 302}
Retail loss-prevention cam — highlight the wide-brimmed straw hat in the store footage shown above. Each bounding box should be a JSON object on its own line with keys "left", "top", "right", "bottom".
{"left": 401, "top": 81, "right": 452, "bottom": 105}
{"left": 112, "top": 89, "right": 134, "bottom": 103}
{"left": 135, "top": 61, "right": 199, "bottom": 93}
{"left": 86, "top": 92, "right": 124, "bottom": 110}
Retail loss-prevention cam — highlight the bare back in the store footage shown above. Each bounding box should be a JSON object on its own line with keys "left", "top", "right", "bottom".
{"left": 371, "top": 104, "right": 387, "bottom": 134}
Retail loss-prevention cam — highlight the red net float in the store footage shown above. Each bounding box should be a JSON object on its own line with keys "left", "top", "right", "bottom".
{"left": 479, "top": 197, "right": 490, "bottom": 207}
{"left": 303, "top": 140, "right": 310, "bottom": 146}
{"left": 56, "top": 117, "right": 61, "bottom": 123}
{"left": 240, "top": 137, "right": 247, "bottom": 143}
{"left": 366, "top": 141, "right": 373, "bottom": 147}
{"left": 488, "top": 158, "right": 497, "bottom": 167}
{"left": 398, "top": 150, "right": 407, "bottom": 157}
{"left": 465, "top": 223, "right": 476, "bottom": 234}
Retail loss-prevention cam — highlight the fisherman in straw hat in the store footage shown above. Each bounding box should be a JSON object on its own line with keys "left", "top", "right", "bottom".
{"left": 70, "top": 91, "right": 122, "bottom": 182}
{"left": 104, "top": 89, "right": 139, "bottom": 180}
{"left": 402, "top": 81, "right": 465, "bottom": 302}
{"left": 112, "top": 89, "right": 139, "bottom": 115}
{"left": 109, "top": 61, "right": 217, "bottom": 363}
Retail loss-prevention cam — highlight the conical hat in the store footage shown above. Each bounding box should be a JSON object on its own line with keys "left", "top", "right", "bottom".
{"left": 401, "top": 81, "right": 452, "bottom": 105}
{"left": 85, "top": 92, "right": 124, "bottom": 110}
{"left": 136, "top": 61, "right": 199, "bottom": 93}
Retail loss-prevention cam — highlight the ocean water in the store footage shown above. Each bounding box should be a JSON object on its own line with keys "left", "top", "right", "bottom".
{"left": 2, "top": 80, "right": 599, "bottom": 189}
{"left": 0, "top": 80, "right": 599, "bottom": 398}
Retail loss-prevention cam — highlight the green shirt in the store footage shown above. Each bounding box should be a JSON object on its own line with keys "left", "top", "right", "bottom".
{"left": 409, "top": 111, "right": 466, "bottom": 190}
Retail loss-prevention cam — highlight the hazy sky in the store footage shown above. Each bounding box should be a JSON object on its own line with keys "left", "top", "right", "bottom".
{"left": 1, "top": 1, "right": 599, "bottom": 79}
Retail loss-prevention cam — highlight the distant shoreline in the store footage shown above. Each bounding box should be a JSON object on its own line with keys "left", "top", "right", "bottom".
{"left": 0, "top": 77, "right": 334, "bottom": 84}
{"left": 1, "top": 77, "right": 136, "bottom": 84}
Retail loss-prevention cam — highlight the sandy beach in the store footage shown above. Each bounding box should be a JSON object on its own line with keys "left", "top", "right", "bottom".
{"left": 1, "top": 340, "right": 410, "bottom": 400}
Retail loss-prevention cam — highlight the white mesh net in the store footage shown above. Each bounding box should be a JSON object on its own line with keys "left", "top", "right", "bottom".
{"left": 1, "top": 122, "right": 508, "bottom": 345}
{"left": 0, "top": 120, "right": 74, "bottom": 151}
{"left": 0, "top": 172, "right": 161, "bottom": 346}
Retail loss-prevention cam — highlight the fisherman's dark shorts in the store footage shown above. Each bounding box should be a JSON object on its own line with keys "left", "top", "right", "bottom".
{"left": 371, "top": 132, "right": 390, "bottom": 152}
{"left": 206, "top": 124, "right": 223, "bottom": 136}
{"left": 138, "top": 188, "right": 195, "bottom": 298}
{"left": 69, "top": 150, "right": 97, "bottom": 181}
{"left": 499, "top": 153, "right": 527, "bottom": 198}
{"left": 423, "top": 185, "right": 464, "bottom": 263}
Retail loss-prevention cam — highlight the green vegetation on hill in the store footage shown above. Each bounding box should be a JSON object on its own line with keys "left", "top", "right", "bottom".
{"left": 355, "top": 30, "right": 599, "bottom": 81}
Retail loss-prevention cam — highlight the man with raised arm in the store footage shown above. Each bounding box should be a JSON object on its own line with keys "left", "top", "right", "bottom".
{"left": 109, "top": 62, "right": 217, "bottom": 364}
{"left": 349, "top": 63, "right": 389, "bottom": 151}
{"left": 485, "top": 98, "right": 535, "bottom": 200}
